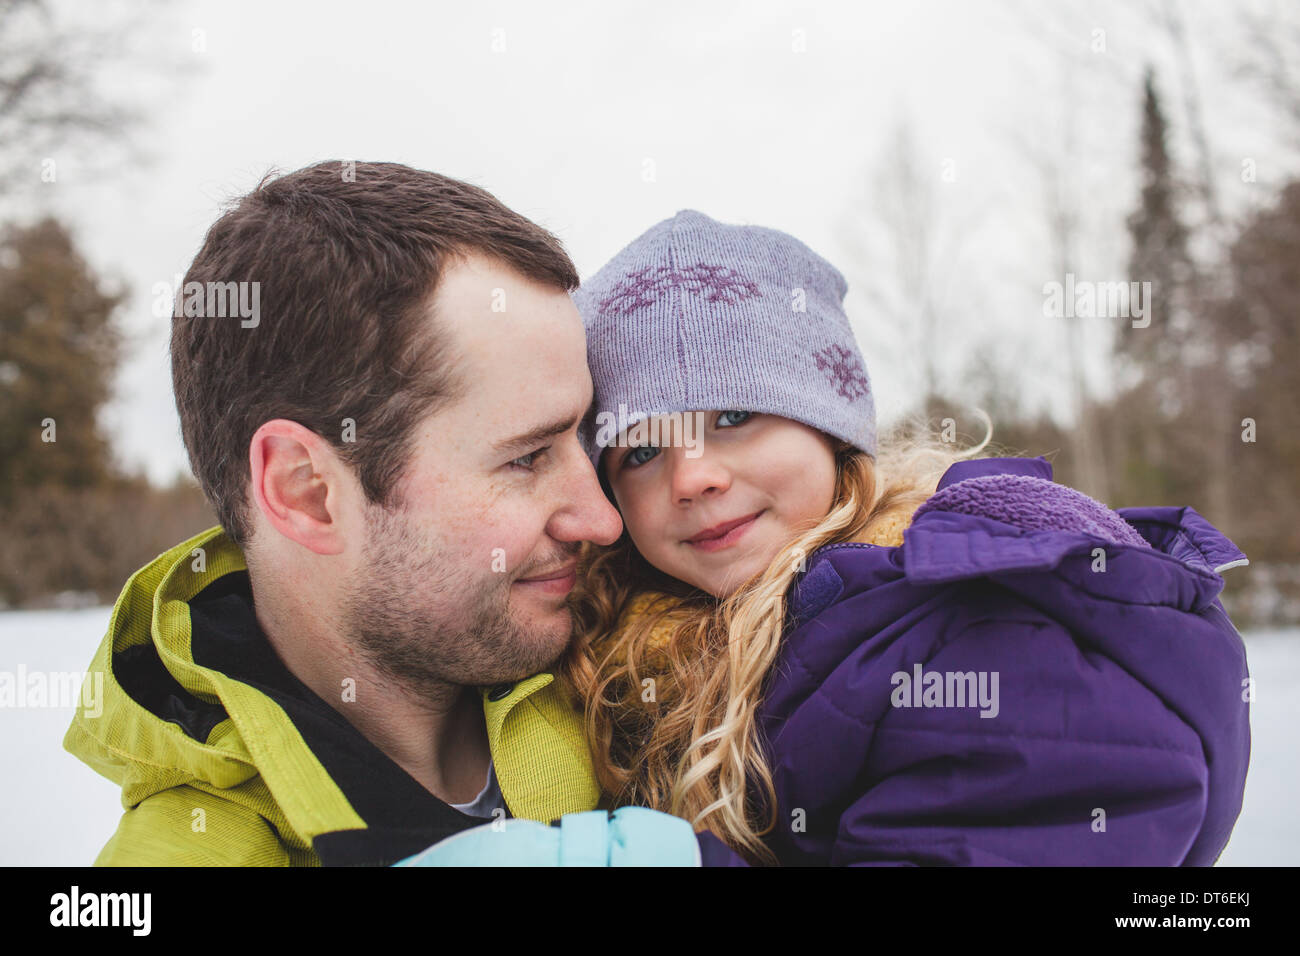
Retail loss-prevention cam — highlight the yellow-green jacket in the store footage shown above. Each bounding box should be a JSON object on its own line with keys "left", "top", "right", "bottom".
{"left": 63, "top": 526, "right": 601, "bottom": 866}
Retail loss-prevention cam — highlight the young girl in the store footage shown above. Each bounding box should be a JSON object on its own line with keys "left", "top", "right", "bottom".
{"left": 562, "top": 209, "right": 1251, "bottom": 866}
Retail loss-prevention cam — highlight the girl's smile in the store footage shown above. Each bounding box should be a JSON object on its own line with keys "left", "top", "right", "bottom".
{"left": 683, "top": 509, "right": 765, "bottom": 552}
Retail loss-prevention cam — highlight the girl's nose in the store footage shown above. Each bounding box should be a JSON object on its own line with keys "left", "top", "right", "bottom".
{"left": 669, "top": 449, "right": 731, "bottom": 505}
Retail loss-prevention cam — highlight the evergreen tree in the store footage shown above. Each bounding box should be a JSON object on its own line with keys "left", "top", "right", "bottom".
{"left": 1122, "top": 68, "right": 1197, "bottom": 377}
{"left": 0, "top": 217, "right": 123, "bottom": 506}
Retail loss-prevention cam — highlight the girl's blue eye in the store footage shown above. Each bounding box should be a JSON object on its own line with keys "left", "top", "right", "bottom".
{"left": 716, "top": 410, "right": 752, "bottom": 428}
{"left": 623, "top": 445, "right": 660, "bottom": 469}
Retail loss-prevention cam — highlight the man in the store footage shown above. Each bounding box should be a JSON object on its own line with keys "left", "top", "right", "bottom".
{"left": 64, "top": 161, "right": 699, "bottom": 866}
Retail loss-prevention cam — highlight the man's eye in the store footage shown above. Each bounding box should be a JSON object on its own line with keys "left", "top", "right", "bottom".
{"left": 509, "top": 447, "right": 549, "bottom": 470}
{"left": 623, "top": 445, "right": 660, "bottom": 469}
{"left": 716, "top": 410, "right": 752, "bottom": 428}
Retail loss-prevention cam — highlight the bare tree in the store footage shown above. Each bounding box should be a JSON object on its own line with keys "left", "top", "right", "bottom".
{"left": 839, "top": 116, "right": 988, "bottom": 424}
{"left": 1234, "top": 1, "right": 1300, "bottom": 146}
{"left": 1154, "top": 0, "right": 1233, "bottom": 256}
{"left": 0, "top": 0, "right": 180, "bottom": 203}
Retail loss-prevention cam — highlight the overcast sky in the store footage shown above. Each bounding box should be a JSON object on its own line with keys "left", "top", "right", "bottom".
{"left": 14, "top": 0, "right": 1295, "bottom": 484}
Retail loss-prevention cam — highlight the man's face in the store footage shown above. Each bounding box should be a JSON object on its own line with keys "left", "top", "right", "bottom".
{"left": 341, "top": 252, "right": 622, "bottom": 694}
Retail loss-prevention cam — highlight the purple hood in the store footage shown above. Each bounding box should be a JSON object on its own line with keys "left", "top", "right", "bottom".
{"left": 699, "top": 456, "right": 1251, "bottom": 866}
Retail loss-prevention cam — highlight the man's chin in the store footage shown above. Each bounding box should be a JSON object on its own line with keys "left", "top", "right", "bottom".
{"left": 500, "top": 608, "right": 573, "bottom": 678}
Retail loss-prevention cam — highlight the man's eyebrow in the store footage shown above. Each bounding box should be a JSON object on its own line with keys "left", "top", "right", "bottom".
{"left": 491, "top": 415, "right": 580, "bottom": 455}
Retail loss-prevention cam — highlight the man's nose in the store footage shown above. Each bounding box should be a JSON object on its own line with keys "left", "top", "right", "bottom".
{"left": 668, "top": 448, "right": 731, "bottom": 505}
{"left": 550, "top": 447, "right": 623, "bottom": 546}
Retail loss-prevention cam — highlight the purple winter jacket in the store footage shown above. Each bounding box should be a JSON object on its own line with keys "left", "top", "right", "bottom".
{"left": 697, "top": 455, "right": 1251, "bottom": 866}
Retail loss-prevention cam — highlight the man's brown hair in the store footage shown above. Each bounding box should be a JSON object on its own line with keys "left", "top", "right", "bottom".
{"left": 171, "top": 160, "right": 580, "bottom": 547}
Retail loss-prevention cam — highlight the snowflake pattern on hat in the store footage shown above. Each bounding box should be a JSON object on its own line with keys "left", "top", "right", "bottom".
{"left": 813, "top": 344, "right": 870, "bottom": 402}
{"left": 598, "top": 263, "right": 760, "bottom": 315}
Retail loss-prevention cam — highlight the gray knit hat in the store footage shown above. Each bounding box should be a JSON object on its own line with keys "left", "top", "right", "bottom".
{"left": 574, "top": 209, "right": 876, "bottom": 471}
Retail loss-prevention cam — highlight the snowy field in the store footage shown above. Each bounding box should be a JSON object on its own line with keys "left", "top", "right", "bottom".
{"left": 2, "top": 606, "right": 1296, "bottom": 866}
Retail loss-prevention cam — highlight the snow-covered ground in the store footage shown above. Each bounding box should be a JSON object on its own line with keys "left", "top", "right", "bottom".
{"left": 1, "top": 607, "right": 124, "bottom": 866}
{"left": 1215, "top": 627, "right": 1300, "bottom": 866}
{"left": 2, "top": 607, "right": 1296, "bottom": 866}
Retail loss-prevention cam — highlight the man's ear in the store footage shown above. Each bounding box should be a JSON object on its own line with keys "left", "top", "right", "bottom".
{"left": 248, "top": 419, "right": 349, "bottom": 556}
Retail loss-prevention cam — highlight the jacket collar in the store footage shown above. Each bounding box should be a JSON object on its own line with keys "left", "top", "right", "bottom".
{"left": 480, "top": 673, "right": 601, "bottom": 824}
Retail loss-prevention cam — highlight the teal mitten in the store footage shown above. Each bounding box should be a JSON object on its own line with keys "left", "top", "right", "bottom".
{"left": 394, "top": 808, "right": 701, "bottom": 867}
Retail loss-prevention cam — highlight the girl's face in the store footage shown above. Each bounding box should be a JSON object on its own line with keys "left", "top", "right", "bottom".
{"left": 603, "top": 411, "right": 838, "bottom": 598}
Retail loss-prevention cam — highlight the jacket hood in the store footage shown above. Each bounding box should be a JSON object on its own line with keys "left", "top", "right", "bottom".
{"left": 63, "top": 527, "right": 367, "bottom": 851}
{"left": 899, "top": 455, "right": 1245, "bottom": 605}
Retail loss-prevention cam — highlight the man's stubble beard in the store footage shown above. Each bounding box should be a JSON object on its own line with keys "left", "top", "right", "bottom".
{"left": 341, "top": 502, "right": 573, "bottom": 705}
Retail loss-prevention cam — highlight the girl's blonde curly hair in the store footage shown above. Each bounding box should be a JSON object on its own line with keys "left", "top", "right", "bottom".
{"left": 558, "top": 412, "right": 996, "bottom": 864}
